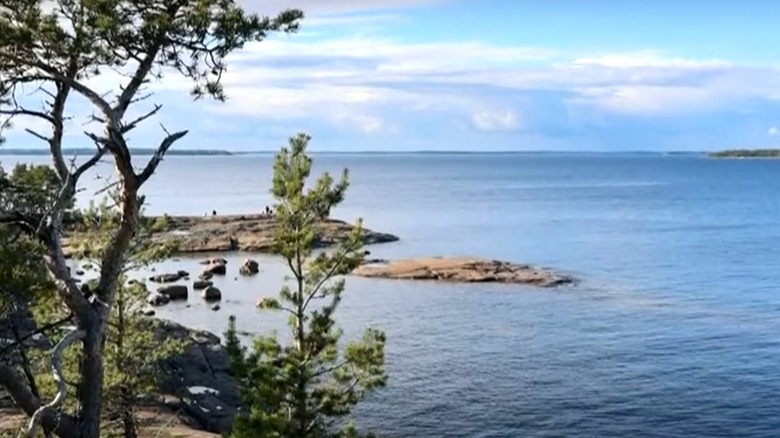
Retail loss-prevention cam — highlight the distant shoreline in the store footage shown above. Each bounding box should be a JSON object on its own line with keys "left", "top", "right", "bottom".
{"left": 709, "top": 149, "right": 780, "bottom": 159}
{"left": 0, "top": 148, "right": 233, "bottom": 156}
{"left": 1, "top": 149, "right": 714, "bottom": 157}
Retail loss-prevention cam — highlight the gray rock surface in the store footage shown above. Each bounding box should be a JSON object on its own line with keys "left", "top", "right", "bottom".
{"left": 154, "top": 320, "right": 239, "bottom": 434}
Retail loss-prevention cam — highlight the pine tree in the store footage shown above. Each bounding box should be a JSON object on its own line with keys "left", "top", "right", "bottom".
{"left": 226, "top": 133, "right": 387, "bottom": 438}
{"left": 0, "top": 2, "right": 303, "bottom": 437}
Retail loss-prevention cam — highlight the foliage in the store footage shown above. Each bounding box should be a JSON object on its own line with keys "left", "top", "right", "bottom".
{"left": 0, "top": 163, "right": 71, "bottom": 217}
{"left": 0, "top": 163, "right": 57, "bottom": 330}
{"left": 150, "top": 213, "right": 171, "bottom": 233}
{"left": 1, "top": 1, "right": 304, "bottom": 436}
{"left": 226, "top": 134, "right": 387, "bottom": 438}
{"left": 69, "top": 194, "right": 178, "bottom": 271}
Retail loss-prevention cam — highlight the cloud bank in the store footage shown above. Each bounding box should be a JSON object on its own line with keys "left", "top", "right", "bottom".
{"left": 5, "top": 3, "right": 780, "bottom": 151}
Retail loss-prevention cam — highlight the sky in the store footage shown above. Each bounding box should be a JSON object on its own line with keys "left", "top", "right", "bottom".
{"left": 6, "top": 0, "right": 780, "bottom": 152}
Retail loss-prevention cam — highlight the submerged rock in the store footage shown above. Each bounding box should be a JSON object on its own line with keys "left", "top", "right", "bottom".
{"left": 238, "top": 259, "right": 259, "bottom": 276}
{"left": 206, "top": 264, "right": 226, "bottom": 276}
{"left": 193, "top": 280, "right": 213, "bottom": 290}
{"left": 159, "top": 284, "right": 189, "bottom": 300}
{"left": 150, "top": 273, "right": 184, "bottom": 283}
{"left": 147, "top": 292, "right": 170, "bottom": 307}
{"left": 200, "top": 286, "right": 222, "bottom": 301}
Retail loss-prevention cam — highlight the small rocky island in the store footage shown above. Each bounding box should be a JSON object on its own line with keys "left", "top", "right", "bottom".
{"left": 709, "top": 148, "right": 780, "bottom": 158}
{"left": 353, "top": 257, "right": 574, "bottom": 287}
{"left": 63, "top": 213, "right": 399, "bottom": 256}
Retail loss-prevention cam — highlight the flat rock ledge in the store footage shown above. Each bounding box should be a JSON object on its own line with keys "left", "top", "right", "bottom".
{"left": 63, "top": 214, "right": 399, "bottom": 256}
{"left": 352, "top": 257, "right": 575, "bottom": 287}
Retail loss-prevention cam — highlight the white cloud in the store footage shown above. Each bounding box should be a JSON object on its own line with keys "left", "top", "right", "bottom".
{"left": 7, "top": 8, "right": 780, "bottom": 149}
{"left": 239, "top": 0, "right": 449, "bottom": 16}
{"left": 570, "top": 85, "right": 719, "bottom": 115}
{"left": 768, "top": 126, "right": 778, "bottom": 136}
{"left": 471, "top": 109, "right": 520, "bottom": 131}
{"left": 572, "top": 52, "right": 730, "bottom": 69}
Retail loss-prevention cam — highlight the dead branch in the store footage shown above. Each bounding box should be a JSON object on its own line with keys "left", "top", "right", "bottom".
{"left": 0, "top": 363, "right": 79, "bottom": 438}
{"left": 26, "top": 328, "right": 86, "bottom": 438}
{"left": 120, "top": 104, "right": 162, "bottom": 134}
{"left": 137, "top": 130, "right": 188, "bottom": 185}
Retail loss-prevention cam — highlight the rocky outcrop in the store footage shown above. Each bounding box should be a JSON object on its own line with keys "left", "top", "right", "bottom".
{"left": 63, "top": 214, "right": 399, "bottom": 256}
{"left": 352, "top": 257, "right": 575, "bottom": 287}
{"left": 238, "top": 259, "right": 259, "bottom": 276}
{"left": 1, "top": 317, "right": 240, "bottom": 436}
{"left": 154, "top": 320, "right": 239, "bottom": 434}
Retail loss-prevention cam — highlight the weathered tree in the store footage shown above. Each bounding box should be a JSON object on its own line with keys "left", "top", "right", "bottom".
{"left": 56, "top": 195, "right": 181, "bottom": 438}
{"left": 226, "top": 134, "right": 387, "bottom": 438}
{"left": 0, "top": 1, "right": 303, "bottom": 437}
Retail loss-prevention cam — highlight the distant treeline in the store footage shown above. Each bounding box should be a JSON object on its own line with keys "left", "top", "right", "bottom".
{"left": 0, "top": 148, "right": 233, "bottom": 156}
{"left": 710, "top": 149, "right": 780, "bottom": 158}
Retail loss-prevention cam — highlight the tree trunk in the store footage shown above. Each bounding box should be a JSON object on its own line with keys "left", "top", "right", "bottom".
{"left": 78, "top": 313, "right": 107, "bottom": 438}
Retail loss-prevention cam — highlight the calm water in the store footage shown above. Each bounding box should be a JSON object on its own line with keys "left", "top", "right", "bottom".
{"left": 7, "top": 153, "right": 780, "bottom": 437}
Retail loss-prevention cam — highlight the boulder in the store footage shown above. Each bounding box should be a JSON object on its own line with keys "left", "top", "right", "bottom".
{"left": 143, "top": 309, "right": 156, "bottom": 317}
{"left": 75, "top": 269, "right": 85, "bottom": 276}
{"left": 155, "top": 320, "right": 240, "bottom": 434}
{"left": 149, "top": 273, "right": 183, "bottom": 283}
{"left": 147, "top": 292, "right": 170, "bottom": 306}
{"left": 206, "top": 263, "right": 226, "bottom": 276}
{"left": 199, "top": 271, "right": 214, "bottom": 280}
{"left": 159, "top": 284, "right": 188, "bottom": 300}
{"left": 177, "top": 270, "right": 190, "bottom": 278}
{"left": 211, "top": 304, "right": 221, "bottom": 311}
{"left": 201, "top": 286, "right": 222, "bottom": 301}
{"left": 238, "top": 259, "right": 259, "bottom": 276}
{"left": 211, "top": 258, "right": 228, "bottom": 265}
{"left": 193, "top": 280, "right": 213, "bottom": 290}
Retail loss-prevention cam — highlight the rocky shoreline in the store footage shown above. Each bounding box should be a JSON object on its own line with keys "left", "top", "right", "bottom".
{"left": 0, "top": 214, "right": 582, "bottom": 435}
{"left": 63, "top": 214, "right": 399, "bottom": 256}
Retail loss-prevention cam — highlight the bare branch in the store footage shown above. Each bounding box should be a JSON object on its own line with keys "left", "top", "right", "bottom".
{"left": 137, "top": 130, "right": 188, "bottom": 185}
{"left": 0, "top": 108, "right": 55, "bottom": 123}
{"left": 120, "top": 104, "right": 162, "bottom": 134}
{"left": 23, "top": 128, "right": 50, "bottom": 143}
{"left": 27, "top": 328, "right": 86, "bottom": 438}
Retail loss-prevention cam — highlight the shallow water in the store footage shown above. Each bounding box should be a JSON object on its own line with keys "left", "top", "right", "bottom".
{"left": 9, "top": 152, "right": 780, "bottom": 437}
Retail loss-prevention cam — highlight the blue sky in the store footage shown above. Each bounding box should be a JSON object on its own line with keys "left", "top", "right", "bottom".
{"left": 7, "top": 0, "right": 780, "bottom": 151}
